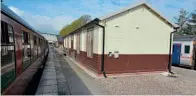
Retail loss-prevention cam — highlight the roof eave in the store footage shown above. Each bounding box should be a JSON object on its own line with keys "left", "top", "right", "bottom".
{"left": 62, "top": 18, "right": 100, "bottom": 38}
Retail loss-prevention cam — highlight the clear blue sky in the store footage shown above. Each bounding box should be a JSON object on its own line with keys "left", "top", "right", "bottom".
{"left": 3, "top": 0, "right": 196, "bottom": 34}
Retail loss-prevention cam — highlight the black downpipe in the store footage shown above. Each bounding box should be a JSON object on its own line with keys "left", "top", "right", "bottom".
{"left": 96, "top": 23, "right": 107, "bottom": 78}
{"left": 168, "top": 27, "right": 178, "bottom": 74}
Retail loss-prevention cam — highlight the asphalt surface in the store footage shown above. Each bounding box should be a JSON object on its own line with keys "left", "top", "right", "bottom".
{"left": 52, "top": 47, "right": 110, "bottom": 95}
{"left": 171, "top": 66, "right": 196, "bottom": 79}
{"left": 41, "top": 46, "right": 196, "bottom": 95}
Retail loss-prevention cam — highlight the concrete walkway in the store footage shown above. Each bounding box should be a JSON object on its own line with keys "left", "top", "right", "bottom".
{"left": 53, "top": 47, "right": 110, "bottom": 95}
{"left": 36, "top": 47, "right": 58, "bottom": 95}
{"left": 36, "top": 46, "right": 109, "bottom": 95}
{"left": 36, "top": 46, "right": 70, "bottom": 95}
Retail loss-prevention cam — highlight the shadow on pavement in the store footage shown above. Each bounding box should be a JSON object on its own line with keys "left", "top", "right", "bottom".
{"left": 172, "top": 65, "right": 192, "bottom": 70}
{"left": 52, "top": 47, "right": 92, "bottom": 95}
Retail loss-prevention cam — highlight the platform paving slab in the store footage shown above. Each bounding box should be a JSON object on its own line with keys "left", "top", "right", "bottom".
{"left": 36, "top": 46, "right": 70, "bottom": 95}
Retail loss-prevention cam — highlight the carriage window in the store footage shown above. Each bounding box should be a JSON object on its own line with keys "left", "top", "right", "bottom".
{"left": 31, "top": 35, "right": 38, "bottom": 62}
{"left": 1, "top": 21, "right": 16, "bottom": 88}
{"left": 184, "top": 45, "right": 190, "bottom": 54}
{"left": 1, "top": 21, "right": 9, "bottom": 44}
{"left": 34, "top": 36, "right": 37, "bottom": 45}
{"left": 1, "top": 21, "right": 15, "bottom": 64}
{"left": 22, "top": 31, "right": 30, "bottom": 44}
{"left": 22, "top": 31, "right": 31, "bottom": 69}
{"left": 8, "top": 24, "right": 14, "bottom": 43}
{"left": 38, "top": 38, "right": 41, "bottom": 55}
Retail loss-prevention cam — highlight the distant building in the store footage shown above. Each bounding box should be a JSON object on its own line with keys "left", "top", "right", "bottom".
{"left": 56, "top": 35, "right": 64, "bottom": 48}
{"left": 40, "top": 33, "right": 58, "bottom": 44}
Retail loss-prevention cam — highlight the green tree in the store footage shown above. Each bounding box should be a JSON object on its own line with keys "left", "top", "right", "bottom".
{"left": 174, "top": 9, "right": 190, "bottom": 35}
{"left": 187, "top": 10, "right": 196, "bottom": 35}
{"left": 189, "top": 10, "right": 196, "bottom": 25}
{"left": 59, "top": 15, "right": 91, "bottom": 37}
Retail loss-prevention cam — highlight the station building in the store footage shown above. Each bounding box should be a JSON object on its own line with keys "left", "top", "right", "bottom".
{"left": 63, "top": 2, "right": 177, "bottom": 75}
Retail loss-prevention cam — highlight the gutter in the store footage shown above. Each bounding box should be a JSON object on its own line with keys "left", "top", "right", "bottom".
{"left": 168, "top": 27, "right": 179, "bottom": 74}
{"left": 95, "top": 23, "right": 107, "bottom": 78}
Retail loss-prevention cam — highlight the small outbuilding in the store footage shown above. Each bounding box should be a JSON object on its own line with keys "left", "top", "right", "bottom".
{"left": 63, "top": 2, "right": 177, "bottom": 75}
{"left": 172, "top": 35, "right": 196, "bottom": 69}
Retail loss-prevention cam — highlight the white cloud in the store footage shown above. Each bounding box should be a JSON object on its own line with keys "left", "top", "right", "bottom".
{"left": 9, "top": 6, "right": 24, "bottom": 16}
{"left": 9, "top": 6, "right": 74, "bottom": 34}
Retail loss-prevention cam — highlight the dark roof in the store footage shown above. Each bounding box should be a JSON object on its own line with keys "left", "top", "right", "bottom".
{"left": 174, "top": 34, "right": 196, "bottom": 41}
{"left": 63, "top": 18, "right": 100, "bottom": 38}
{"left": 1, "top": 3, "right": 43, "bottom": 38}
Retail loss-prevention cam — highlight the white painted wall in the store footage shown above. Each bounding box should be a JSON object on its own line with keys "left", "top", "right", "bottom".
{"left": 81, "top": 29, "right": 87, "bottom": 52}
{"left": 102, "top": 5, "right": 174, "bottom": 55}
{"left": 64, "top": 38, "right": 66, "bottom": 48}
{"left": 68, "top": 36, "right": 71, "bottom": 48}
{"left": 73, "top": 34, "right": 77, "bottom": 50}
{"left": 93, "top": 26, "right": 100, "bottom": 54}
{"left": 79, "top": 30, "right": 83, "bottom": 51}
{"left": 97, "top": 27, "right": 103, "bottom": 54}
{"left": 66, "top": 38, "right": 68, "bottom": 48}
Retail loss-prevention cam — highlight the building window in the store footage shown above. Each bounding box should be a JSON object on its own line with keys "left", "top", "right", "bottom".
{"left": 76, "top": 33, "right": 80, "bottom": 54}
{"left": 184, "top": 45, "right": 190, "bottom": 54}
{"left": 87, "top": 27, "right": 93, "bottom": 58}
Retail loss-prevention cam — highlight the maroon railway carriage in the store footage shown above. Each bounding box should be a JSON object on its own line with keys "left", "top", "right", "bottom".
{"left": 1, "top": 3, "right": 49, "bottom": 94}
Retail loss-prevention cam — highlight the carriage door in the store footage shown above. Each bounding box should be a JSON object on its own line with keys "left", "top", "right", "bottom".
{"left": 1, "top": 21, "right": 16, "bottom": 89}
{"left": 172, "top": 43, "right": 181, "bottom": 65}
